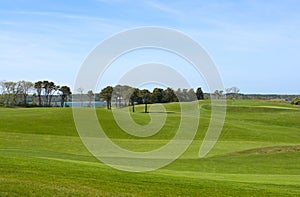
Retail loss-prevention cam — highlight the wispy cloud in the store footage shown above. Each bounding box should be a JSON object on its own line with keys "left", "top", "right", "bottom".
{"left": 145, "top": 1, "right": 181, "bottom": 16}
{"left": 0, "top": 0, "right": 299, "bottom": 93}
{"left": 7, "top": 10, "right": 108, "bottom": 22}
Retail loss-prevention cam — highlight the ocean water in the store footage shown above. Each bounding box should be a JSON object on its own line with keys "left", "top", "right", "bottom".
{"left": 49, "top": 101, "right": 106, "bottom": 107}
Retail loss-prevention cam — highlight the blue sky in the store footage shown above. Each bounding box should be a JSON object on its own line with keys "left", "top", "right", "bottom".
{"left": 0, "top": 0, "right": 299, "bottom": 94}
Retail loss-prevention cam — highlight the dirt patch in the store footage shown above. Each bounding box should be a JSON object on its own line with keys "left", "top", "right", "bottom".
{"left": 229, "top": 144, "right": 300, "bottom": 156}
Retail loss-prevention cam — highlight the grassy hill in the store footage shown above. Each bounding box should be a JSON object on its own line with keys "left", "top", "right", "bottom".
{"left": 0, "top": 100, "right": 299, "bottom": 196}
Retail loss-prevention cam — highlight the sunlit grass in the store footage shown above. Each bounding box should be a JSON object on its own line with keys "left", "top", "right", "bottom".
{"left": 0, "top": 100, "right": 299, "bottom": 196}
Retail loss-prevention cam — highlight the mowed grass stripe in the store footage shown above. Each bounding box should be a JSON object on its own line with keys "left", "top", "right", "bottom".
{"left": 1, "top": 150, "right": 299, "bottom": 196}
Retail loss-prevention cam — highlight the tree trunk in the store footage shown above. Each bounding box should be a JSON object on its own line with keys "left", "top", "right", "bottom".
{"left": 23, "top": 95, "right": 27, "bottom": 105}
{"left": 38, "top": 95, "right": 42, "bottom": 106}
{"left": 45, "top": 95, "right": 48, "bottom": 107}
{"left": 49, "top": 95, "right": 53, "bottom": 106}
{"left": 61, "top": 95, "right": 66, "bottom": 107}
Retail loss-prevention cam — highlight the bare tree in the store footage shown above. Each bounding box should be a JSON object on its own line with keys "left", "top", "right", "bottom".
{"left": 187, "top": 88, "right": 197, "bottom": 102}
{"left": 87, "top": 90, "right": 94, "bottom": 107}
{"left": 225, "top": 87, "right": 240, "bottom": 99}
{"left": 226, "top": 87, "right": 240, "bottom": 94}
{"left": 213, "top": 90, "right": 224, "bottom": 100}
{"left": 121, "top": 86, "right": 133, "bottom": 107}
{"left": 77, "top": 87, "right": 84, "bottom": 107}
{"left": 2, "top": 81, "right": 19, "bottom": 105}
{"left": 0, "top": 81, "right": 5, "bottom": 104}
{"left": 18, "top": 80, "right": 33, "bottom": 105}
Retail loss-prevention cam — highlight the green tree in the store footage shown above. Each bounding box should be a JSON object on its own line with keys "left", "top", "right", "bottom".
{"left": 43, "top": 81, "right": 59, "bottom": 106}
{"left": 291, "top": 97, "right": 300, "bottom": 105}
{"left": 139, "top": 89, "right": 151, "bottom": 113}
{"left": 59, "top": 86, "right": 72, "bottom": 107}
{"left": 163, "top": 87, "right": 177, "bottom": 103}
{"left": 130, "top": 88, "right": 139, "bottom": 112}
{"left": 34, "top": 81, "right": 43, "bottom": 106}
{"left": 42, "top": 81, "right": 49, "bottom": 106}
{"left": 151, "top": 88, "right": 164, "bottom": 103}
{"left": 196, "top": 87, "right": 204, "bottom": 100}
{"left": 100, "top": 86, "right": 113, "bottom": 109}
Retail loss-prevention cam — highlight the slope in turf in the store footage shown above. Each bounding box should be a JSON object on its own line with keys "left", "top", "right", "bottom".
{"left": 0, "top": 100, "right": 299, "bottom": 196}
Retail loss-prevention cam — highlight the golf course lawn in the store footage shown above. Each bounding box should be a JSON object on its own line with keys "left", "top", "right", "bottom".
{"left": 0, "top": 100, "right": 299, "bottom": 196}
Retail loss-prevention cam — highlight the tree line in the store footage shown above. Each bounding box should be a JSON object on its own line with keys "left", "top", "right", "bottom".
{"left": 0, "top": 80, "right": 71, "bottom": 107}
{"left": 99, "top": 85, "right": 204, "bottom": 112}
{"left": 2, "top": 79, "right": 298, "bottom": 109}
{"left": 0, "top": 80, "right": 204, "bottom": 109}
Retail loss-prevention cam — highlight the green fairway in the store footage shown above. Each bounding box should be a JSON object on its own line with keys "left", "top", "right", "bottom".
{"left": 0, "top": 100, "right": 300, "bottom": 196}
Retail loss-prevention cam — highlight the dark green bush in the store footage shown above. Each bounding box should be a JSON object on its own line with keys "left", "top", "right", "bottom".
{"left": 291, "top": 97, "right": 300, "bottom": 105}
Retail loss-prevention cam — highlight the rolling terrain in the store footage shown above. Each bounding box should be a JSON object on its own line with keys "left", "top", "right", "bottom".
{"left": 0, "top": 100, "right": 299, "bottom": 196}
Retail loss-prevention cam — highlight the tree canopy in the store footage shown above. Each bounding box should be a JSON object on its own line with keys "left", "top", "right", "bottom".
{"left": 0, "top": 80, "right": 71, "bottom": 107}
{"left": 98, "top": 85, "right": 204, "bottom": 112}
{"left": 100, "top": 86, "right": 113, "bottom": 109}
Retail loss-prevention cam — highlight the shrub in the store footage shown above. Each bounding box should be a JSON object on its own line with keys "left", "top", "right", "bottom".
{"left": 291, "top": 97, "right": 300, "bottom": 105}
